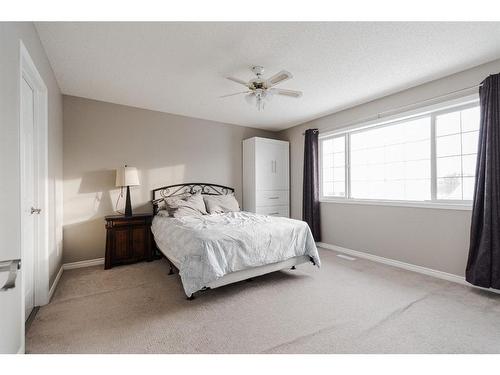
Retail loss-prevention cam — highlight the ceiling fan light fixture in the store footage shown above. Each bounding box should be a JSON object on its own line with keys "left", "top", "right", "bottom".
{"left": 253, "top": 91, "right": 263, "bottom": 111}
{"left": 222, "top": 66, "right": 302, "bottom": 110}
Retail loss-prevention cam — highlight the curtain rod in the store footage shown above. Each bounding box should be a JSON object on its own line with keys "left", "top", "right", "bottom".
{"left": 301, "top": 83, "right": 482, "bottom": 135}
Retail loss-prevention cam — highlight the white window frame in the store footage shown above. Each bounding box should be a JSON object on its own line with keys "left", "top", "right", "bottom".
{"left": 319, "top": 95, "right": 480, "bottom": 210}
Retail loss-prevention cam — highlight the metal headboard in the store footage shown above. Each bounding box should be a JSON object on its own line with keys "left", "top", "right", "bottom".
{"left": 152, "top": 183, "right": 235, "bottom": 215}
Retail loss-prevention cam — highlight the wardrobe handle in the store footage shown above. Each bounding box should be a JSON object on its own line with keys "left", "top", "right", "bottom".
{"left": 268, "top": 212, "right": 280, "bottom": 215}
{"left": 268, "top": 197, "right": 279, "bottom": 199}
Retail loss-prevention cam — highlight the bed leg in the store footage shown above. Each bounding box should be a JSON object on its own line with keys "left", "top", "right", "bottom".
{"left": 187, "top": 295, "right": 195, "bottom": 301}
{"left": 291, "top": 266, "right": 296, "bottom": 270}
{"left": 167, "top": 259, "right": 175, "bottom": 275}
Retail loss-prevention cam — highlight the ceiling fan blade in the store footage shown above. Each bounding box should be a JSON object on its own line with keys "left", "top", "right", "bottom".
{"left": 219, "top": 91, "right": 251, "bottom": 98}
{"left": 265, "top": 70, "right": 292, "bottom": 87}
{"left": 270, "top": 88, "right": 303, "bottom": 98}
{"left": 226, "top": 76, "right": 248, "bottom": 86}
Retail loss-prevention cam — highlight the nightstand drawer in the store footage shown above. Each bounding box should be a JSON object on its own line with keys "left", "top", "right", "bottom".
{"left": 106, "top": 218, "right": 149, "bottom": 228}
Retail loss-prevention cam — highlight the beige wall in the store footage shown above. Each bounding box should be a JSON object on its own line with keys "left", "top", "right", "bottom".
{"left": 279, "top": 58, "right": 500, "bottom": 277}
{"left": 62, "top": 95, "right": 276, "bottom": 263}
{"left": 0, "top": 23, "right": 63, "bottom": 287}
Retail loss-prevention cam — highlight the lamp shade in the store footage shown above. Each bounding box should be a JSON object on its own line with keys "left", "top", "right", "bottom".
{"left": 115, "top": 166, "right": 140, "bottom": 187}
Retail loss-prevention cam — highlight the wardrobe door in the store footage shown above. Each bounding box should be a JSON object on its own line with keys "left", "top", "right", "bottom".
{"left": 273, "top": 142, "right": 289, "bottom": 190}
{"left": 256, "top": 140, "right": 279, "bottom": 190}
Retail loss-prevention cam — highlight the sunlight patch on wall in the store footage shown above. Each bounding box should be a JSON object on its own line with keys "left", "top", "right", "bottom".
{"left": 137, "top": 165, "right": 186, "bottom": 203}
{"left": 63, "top": 165, "right": 186, "bottom": 226}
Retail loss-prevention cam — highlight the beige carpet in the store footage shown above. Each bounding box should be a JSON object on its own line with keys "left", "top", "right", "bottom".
{"left": 26, "top": 248, "right": 500, "bottom": 353}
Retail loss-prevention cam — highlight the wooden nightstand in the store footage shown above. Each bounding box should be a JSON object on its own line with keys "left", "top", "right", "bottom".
{"left": 104, "top": 213, "right": 153, "bottom": 269}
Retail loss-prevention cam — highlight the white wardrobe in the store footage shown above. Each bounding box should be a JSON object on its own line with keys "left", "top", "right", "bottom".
{"left": 243, "top": 137, "right": 289, "bottom": 217}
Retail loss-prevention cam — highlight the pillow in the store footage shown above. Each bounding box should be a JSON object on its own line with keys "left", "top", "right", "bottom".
{"left": 156, "top": 209, "right": 170, "bottom": 217}
{"left": 172, "top": 206, "right": 203, "bottom": 218}
{"left": 155, "top": 199, "right": 167, "bottom": 212}
{"left": 164, "top": 192, "right": 208, "bottom": 217}
{"left": 203, "top": 194, "right": 240, "bottom": 214}
{"left": 163, "top": 193, "right": 190, "bottom": 215}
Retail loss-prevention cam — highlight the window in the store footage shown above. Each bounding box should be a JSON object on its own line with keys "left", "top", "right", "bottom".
{"left": 320, "top": 98, "right": 480, "bottom": 207}
{"left": 435, "top": 107, "right": 480, "bottom": 201}
{"left": 321, "top": 135, "right": 346, "bottom": 197}
{"left": 350, "top": 117, "right": 431, "bottom": 201}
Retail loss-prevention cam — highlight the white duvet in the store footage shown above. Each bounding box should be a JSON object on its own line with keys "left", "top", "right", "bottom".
{"left": 151, "top": 211, "right": 320, "bottom": 296}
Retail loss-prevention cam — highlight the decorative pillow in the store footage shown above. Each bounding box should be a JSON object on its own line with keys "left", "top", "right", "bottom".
{"left": 164, "top": 192, "right": 208, "bottom": 217}
{"left": 203, "top": 194, "right": 240, "bottom": 214}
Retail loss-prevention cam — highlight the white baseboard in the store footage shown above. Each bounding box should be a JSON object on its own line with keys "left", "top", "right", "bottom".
{"left": 48, "top": 265, "right": 63, "bottom": 302}
{"left": 63, "top": 258, "right": 104, "bottom": 270}
{"left": 317, "top": 242, "right": 500, "bottom": 295}
{"left": 41, "top": 259, "right": 105, "bottom": 306}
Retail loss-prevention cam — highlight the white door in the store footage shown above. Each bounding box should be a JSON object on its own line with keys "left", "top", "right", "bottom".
{"left": 20, "top": 77, "right": 37, "bottom": 320}
{"left": 0, "top": 74, "right": 35, "bottom": 355}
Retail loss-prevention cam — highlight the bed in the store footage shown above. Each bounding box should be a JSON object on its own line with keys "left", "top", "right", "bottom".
{"left": 150, "top": 183, "right": 320, "bottom": 299}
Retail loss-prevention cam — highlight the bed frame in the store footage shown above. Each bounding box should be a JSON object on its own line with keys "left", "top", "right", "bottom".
{"left": 151, "top": 183, "right": 312, "bottom": 300}
{"left": 152, "top": 182, "right": 235, "bottom": 215}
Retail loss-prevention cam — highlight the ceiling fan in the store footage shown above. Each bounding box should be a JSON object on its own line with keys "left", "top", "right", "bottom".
{"left": 221, "top": 66, "right": 302, "bottom": 110}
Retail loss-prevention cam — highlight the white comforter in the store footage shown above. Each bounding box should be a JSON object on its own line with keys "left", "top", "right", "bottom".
{"left": 151, "top": 211, "right": 320, "bottom": 296}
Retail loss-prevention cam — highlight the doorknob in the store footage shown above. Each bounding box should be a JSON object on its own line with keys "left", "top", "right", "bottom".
{"left": 31, "top": 207, "right": 42, "bottom": 214}
{"left": 0, "top": 259, "right": 21, "bottom": 291}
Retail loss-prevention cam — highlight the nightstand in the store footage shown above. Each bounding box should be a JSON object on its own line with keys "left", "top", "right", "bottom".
{"left": 104, "top": 213, "right": 153, "bottom": 269}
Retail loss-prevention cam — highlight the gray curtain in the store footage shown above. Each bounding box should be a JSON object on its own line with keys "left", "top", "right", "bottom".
{"left": 466, "top": 73, "right": 500, "bottom": 289}
{"left": 303, "top": 128, "right": 321, "bottom": 241}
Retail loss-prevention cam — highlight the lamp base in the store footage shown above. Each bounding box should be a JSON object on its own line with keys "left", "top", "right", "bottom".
{"left": 125, "top": 185, "right": 133, "bottom": 217}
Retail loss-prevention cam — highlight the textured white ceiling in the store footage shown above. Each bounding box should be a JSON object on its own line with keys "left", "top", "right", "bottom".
{"left": 36, "top": 22, "right": 500, "bottom": 130}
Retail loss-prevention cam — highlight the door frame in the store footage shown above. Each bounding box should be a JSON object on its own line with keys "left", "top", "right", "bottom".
{"left": 19, "top": 40, "right": 50, "bottom": 312}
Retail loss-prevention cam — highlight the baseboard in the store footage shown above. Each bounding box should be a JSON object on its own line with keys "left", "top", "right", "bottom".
{"left": 63, "top": 258, "right": 104, "bottom": 270}
{"left": 48, "top": 265, "right": 63, "bottom": 301}
{"left": 317, "top": 242, "right": 500, "bottom": 295}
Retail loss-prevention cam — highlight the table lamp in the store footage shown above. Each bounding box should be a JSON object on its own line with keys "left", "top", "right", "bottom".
{"left": 115, "top": 165, "right": 140, "bottom": 217}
